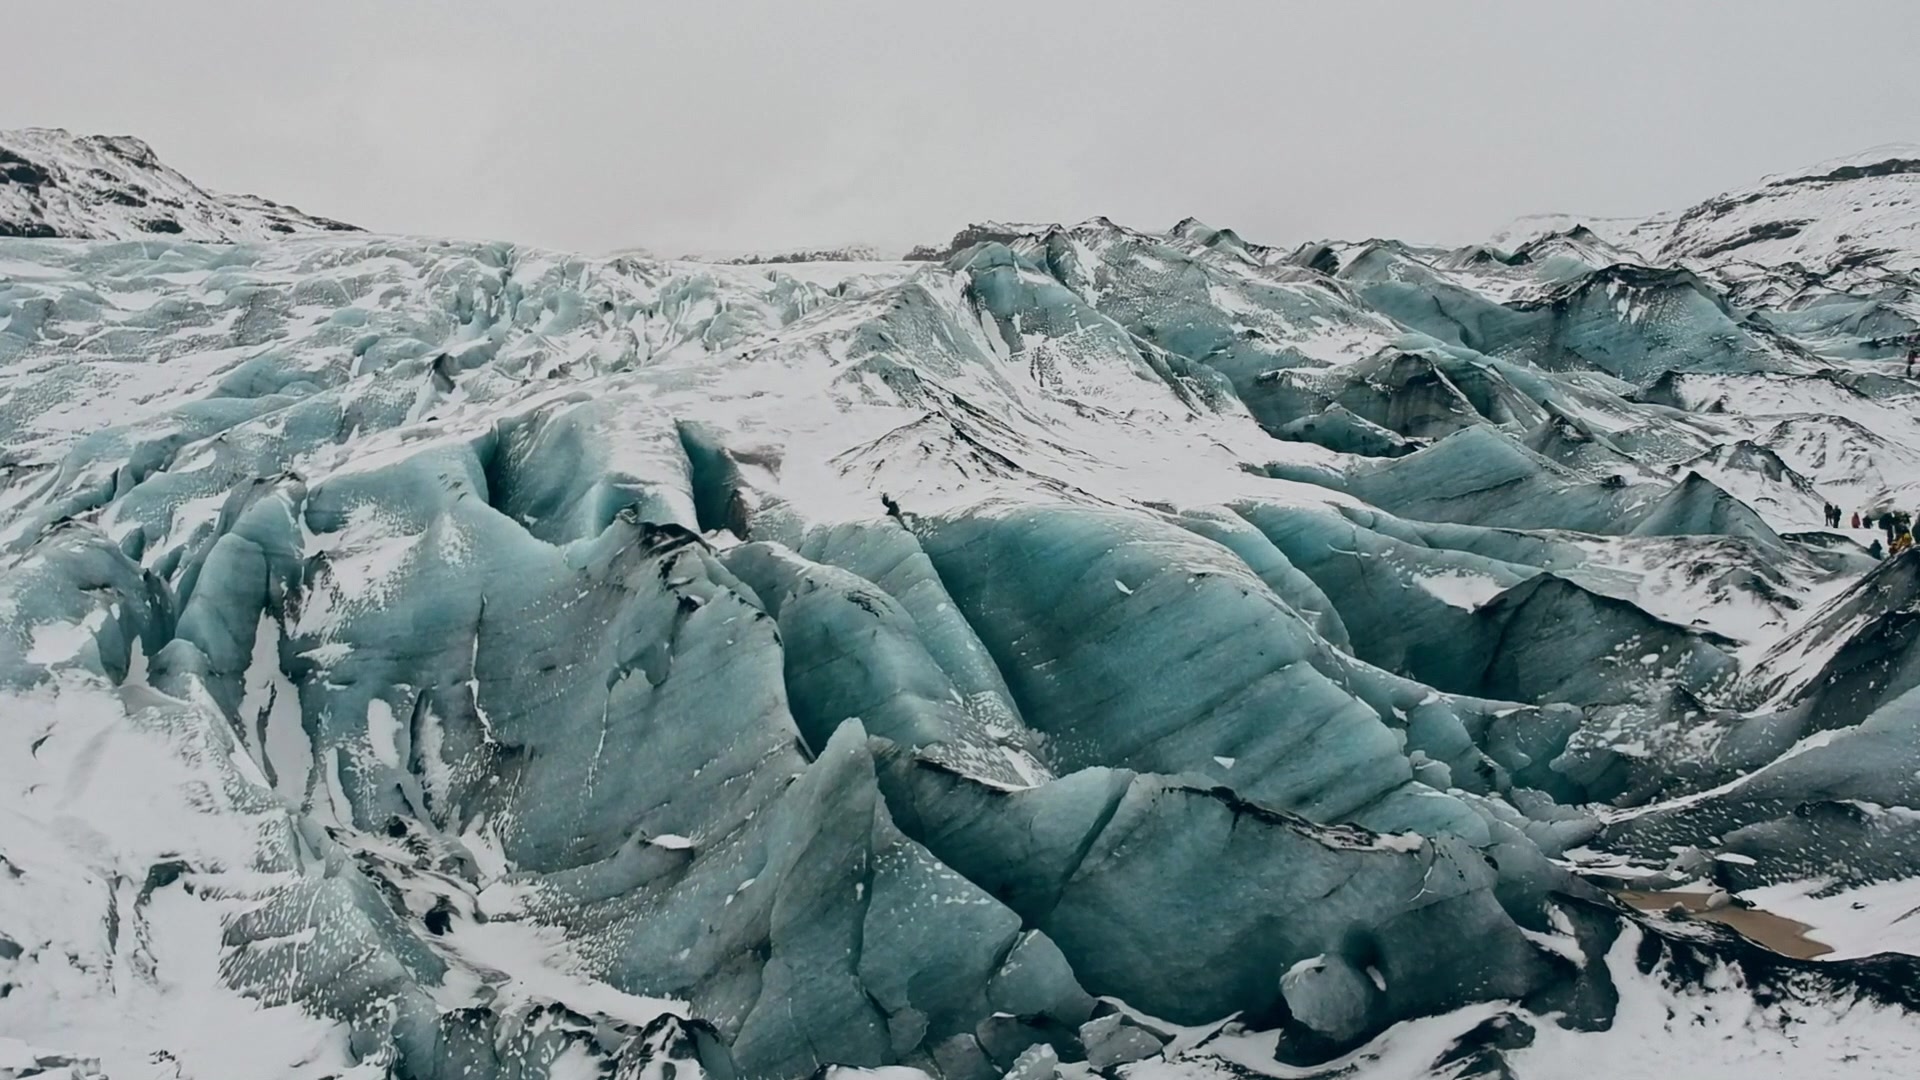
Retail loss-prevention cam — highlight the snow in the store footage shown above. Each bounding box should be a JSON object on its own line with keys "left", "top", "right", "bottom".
{"left": 240, "top": 612, "right": 313, "bottom": 803}
{"left": 23, "top": 609, "right": 106, "bottom": 666}
{"left": 821, "top": 1068, "right": 937, "bottom": 1080}
{"left": 1599, "top": 726, "right": 1846, "bottom": 826}
{"left": 0, "top": 127, "right": 358, "bottom": 243}
{"left": 0, "top": 677, "right": 375, "bottom": 1079}
{"left": 364, "top": 697, "right": 401, "bottom": 768}
{"left": 1487, "top": 211, "right": 1677, "bottom": 260}
{"left": 1132, "top": 926, "right": 1920, "bottom": 1080}
{"left": 292, "top": 505, "right": 428, "bottom": 636}
{"left": 1409, "top": 570, "right": 1507, "bottom": 610}
{"left": 1741, "top": 876, "right": 1920, "bottom": 961}
{"left": 0, "top": 1037, "right": 99, "bottom": 1076}
{"left": 1495, "top": 145, "right": 1920, "bottom": 285}
{"left": 1665, "top": 144, "right": 1920, "bottom": 274}
{"left": 433, "top": 912, "right": 685, "bottom": 1029}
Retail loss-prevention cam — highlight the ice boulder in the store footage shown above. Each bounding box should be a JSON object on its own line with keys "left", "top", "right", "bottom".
{"left": 1280, "top": 954, "right": 1379, "bottom": 1043}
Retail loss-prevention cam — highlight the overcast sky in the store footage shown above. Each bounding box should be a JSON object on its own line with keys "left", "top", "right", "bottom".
{"left": 11, "top": 2, "right": 1919, "bottom": 254}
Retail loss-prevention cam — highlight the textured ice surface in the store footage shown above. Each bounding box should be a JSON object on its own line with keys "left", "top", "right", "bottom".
{"left": 5, "top": 135, "right": 1920, "bottom": 1079}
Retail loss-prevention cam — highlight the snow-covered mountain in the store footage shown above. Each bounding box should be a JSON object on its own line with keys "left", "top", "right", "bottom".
{"left": 1495, "top": 144, "right": 1920, "bottom": 316}
{"left": 4, "top": 134, "right": 1920, "bottom": 1080}
{"left": 692, "top": 244, "right": 899, "bottom": 265}
{"left": 1662, "top": 144, "right": 1920, "bottom": 273}
{"left": 1487, "top": 211, "right": 1678, "bottom": 262}
{"left": 0, "top": 127, "right": 359, "bottom": 241}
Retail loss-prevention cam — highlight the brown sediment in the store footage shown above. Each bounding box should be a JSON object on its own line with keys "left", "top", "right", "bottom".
{"left": 1614, "top": 889, "right": 1833, "bottom": 960}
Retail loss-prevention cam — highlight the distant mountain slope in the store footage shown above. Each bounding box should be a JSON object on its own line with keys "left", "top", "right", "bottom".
{"left": 0, "top": 127, "right": 358, "bottom": 241}
{"left": 1660, "top": 144, "right": 1920, "bottom": 273}
{"left": 698, "top": 244, "right": 894, "bottom": 264}
{"left": 1492, "top": 145, "right": 1920, "bottom": 279}
{"left": 1488, "top": 211, "right": 1676, "bottom": 260}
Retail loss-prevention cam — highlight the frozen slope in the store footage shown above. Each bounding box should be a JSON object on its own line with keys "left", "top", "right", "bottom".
{"left": 3, "top": 139, "right": 1920, "bottom": 1079}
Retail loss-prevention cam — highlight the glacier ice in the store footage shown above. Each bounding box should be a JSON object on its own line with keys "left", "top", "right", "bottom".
{"left": 5, "top": 129, "right": 1920, "bottom": 1078}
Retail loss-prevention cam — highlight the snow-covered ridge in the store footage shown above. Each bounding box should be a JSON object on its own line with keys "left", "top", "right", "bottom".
{"left": 675, "top": 242, "right": 901, "bottom": 264}
{"left": 1487, "top": 211, "right": 1676, "bottom": 260}
{"left": 1660, "top": 144, "right": 1920, "bottom": 274}
{"left": 0, "top": 126, "right": 359, "bottom": 241}
{"left": 1758, "top": 142, "right": 1920, "bottom": 186}
{"left": 1492, "top": 145, "right": 1920, "bottom": 284}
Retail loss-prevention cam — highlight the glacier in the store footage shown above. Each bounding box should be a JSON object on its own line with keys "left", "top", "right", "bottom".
{"left": 4, "top": 127, "right": 1920, "bottom": 1078}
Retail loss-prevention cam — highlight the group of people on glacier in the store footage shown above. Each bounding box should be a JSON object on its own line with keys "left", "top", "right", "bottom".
{"left": 1832, "top": 502, "right": 1917, "bottom": 558}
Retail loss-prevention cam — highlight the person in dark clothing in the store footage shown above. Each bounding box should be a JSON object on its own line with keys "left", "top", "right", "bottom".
{"left": 1853, "top": 510, "right": 1863, "bottom": 529}
{"left": 1871, "top": 538, "right": 1885, "bottom": 559}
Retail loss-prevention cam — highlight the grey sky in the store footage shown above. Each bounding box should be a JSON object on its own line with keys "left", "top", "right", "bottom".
{"left": 11, "top": 1, "right": 1919, "bottom": 255}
